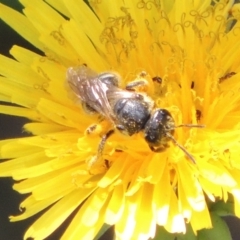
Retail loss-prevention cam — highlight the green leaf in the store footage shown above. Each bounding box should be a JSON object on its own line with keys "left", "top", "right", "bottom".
{"left": 210, "top": 200, "right": 235, "bottom": 217}
{"left": 197, "top": 212, "right": 232, "bottom": 240}
{"left": 154, "top": 226, "right": 176, "bottom": 240}
{"left": 154, "top": 222, "right": 198, "bottom": 240}
{"left": 93, "top": 224, "right": 112, "bottom": 240}
{"left": 175, "top": 223, "right": 197, "bottom": 240}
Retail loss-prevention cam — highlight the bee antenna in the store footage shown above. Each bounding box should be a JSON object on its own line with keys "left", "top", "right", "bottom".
{"left": 175, "top": 124, "right": 205, "bottom": 129}
{"left": 166, "top": 133, "right": 196, "bottom": 164}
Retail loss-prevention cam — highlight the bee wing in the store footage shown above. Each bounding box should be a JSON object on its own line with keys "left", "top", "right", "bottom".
{"left": 66, "top": 66, "right": 97, "bottom": 102}
{"left": 106, "top": 88, "right": 154, "bottom": 112}
{"left": 106, "top": 89, "right": 141, "bottom": 100}
{"left": 66, "top": 66, "right": 115, "bottom": 121}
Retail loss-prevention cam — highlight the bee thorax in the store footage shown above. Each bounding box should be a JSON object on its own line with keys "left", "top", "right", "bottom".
{"left": 114, "top": 98, "right": 150, "bottom": 136}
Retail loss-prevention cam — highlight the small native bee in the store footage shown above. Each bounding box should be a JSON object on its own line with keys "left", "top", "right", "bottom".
{"left": 66, "top": 65, "right": 203, "bottom": 165}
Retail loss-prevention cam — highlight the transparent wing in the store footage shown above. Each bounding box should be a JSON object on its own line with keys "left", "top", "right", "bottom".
{"left": 66, "top": 66, "right": 115, "bottom": 121}
{"left": 106, "top": 88, "right": 153, "bottom": 111}
{"left": 106, "top": 89, "right": 143, "bottom": 101}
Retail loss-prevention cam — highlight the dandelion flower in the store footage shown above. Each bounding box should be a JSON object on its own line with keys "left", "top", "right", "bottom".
{"left": 1, "top": 0, "right": 240, "bottom": 239}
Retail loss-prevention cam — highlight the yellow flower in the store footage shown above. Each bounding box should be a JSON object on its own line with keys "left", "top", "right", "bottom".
{"left": 1, "top": 0, "right": 240, "bottom": 239}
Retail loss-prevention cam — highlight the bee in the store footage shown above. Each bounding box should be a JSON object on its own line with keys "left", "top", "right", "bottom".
{"left": 67, "top": 66, "right": 153, "bottom": 135}
{"left": 66, "top": 65, "right": 203, "bottom": 165}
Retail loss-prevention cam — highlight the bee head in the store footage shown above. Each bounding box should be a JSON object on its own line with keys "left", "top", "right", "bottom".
{"left": 144, "top": 109, "right": 205, "bottom": 164}
{"left": 144, "top": 109, "right": 175, "bottom": 148}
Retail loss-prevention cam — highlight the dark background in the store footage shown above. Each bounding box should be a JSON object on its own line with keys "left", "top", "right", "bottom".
{"left": 0, "top": 0, "right": 239, "bottom": 239}
{"left": 0, "top": 0, "right": 113, "bottom": 239}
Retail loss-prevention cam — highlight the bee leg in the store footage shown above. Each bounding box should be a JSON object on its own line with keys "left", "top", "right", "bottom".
{"left": 149, "top": 144, "right": 169, "bottom": 152}
{"left": 126, "top": 76, "right": 162, "bottom": 90}
{"left": 97, "top": 129, "right": 115, "bottom": 158}
{"left": 85, "top": 124, "right": 97, "bottom": 134}
{"left": 98, "top": 72, "right": 121, "bottom": 87}
{"left": 82, "top": 102, "right": 97, "bottom": 114}
{"left": 116, "top": 124, "right": 125, "bottom": 131}
{"left": 125, "top": 80, "right": 148, "bottom": 91}
{"left": 116, "top": 124, "right": 131, "bottom": 135}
